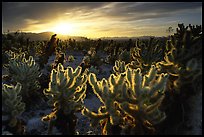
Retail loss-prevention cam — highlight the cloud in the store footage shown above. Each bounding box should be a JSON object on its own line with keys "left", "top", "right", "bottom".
{"left": 99, "top": 2, "right": 202, "bottom": 21}
{"left": 2, "top": 2, "right": 202, "bottom": 37}
{"left": 3, "top": 2, "right": 201, "bottom": 22}
{"left": 2, "top": 2, "right": 108, "bottom": 20}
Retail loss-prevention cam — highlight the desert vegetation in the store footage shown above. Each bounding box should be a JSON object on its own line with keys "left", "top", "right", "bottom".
{"left": 2, "top": 23, "right": 202, "bottom": 135}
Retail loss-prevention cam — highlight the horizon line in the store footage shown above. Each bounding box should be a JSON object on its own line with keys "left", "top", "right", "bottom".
{"left": 2, "top": 31, "right": 168, "bottom": 39}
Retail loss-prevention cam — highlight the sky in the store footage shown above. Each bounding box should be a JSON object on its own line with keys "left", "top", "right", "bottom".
{"left": 2, "top": 2, "right": 202, "bottom": 38}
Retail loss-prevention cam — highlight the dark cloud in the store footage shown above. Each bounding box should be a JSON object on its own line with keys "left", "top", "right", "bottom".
{"left": 116, "top": 2, "right": 201, "bottom": 13}
{"left": 102, "top": 2, "right": 202, "bottom": 21}
{"left": 3, "top": 2, "right": 201, "bottom": 21}
{"left": 2, "top": 2, "right": 108, "bottom": 21}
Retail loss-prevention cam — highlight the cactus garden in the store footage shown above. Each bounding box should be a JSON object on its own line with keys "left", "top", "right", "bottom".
{"left": 2, "top": 2, "right": 202, "bottom": 135}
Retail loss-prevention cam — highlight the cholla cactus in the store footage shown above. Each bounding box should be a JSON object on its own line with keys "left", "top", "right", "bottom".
{"left": 185, "top": 58, "right": 202, "bottom": 81}
{"left": 113, "top": 60, "right": 127, "bottom": 75}
{"left": 82, "top": 64, "right": 168, "bottom": 135}
{"left": 4, "top": 50, "right": 27, "bottom": 63}
{"left": 86, "top": 49, "right": 102, "bottom": 67}
{"left": 164, "top": 23, "right": 202, "bottom": 64}
{"left": 67, "top": 55, "right": 75, "bottom": 62}
{"left": 82, "top": 73, "right": 126, "bottom": 135}
{"left": 53, "top": 53, "right": 65, "bottom": 69}
{"left": 2, "top": 83, "right": 25, "bottom": 129}
{"left": 105, "top": 44, "right": 121, "bottom": 65}
{"left": 3, "top": 50, "right": 19, "bottom": 65}
{"left": 88, "top": 65, "right": 99, "bottom": 75}
{"left": 131, "top": 38, "right": 164, "bottom": 73}
{"left": 171, "top": 58, "right": 202, "bottom": 91}
{"left": 104, "top": 55, "right": 111, "bottom": 64}
{"left": 119, "top": 65, "right": 168, "bottom": 134}
{"left": 157, "top": 24, "right": 202, "bottom": 92}
{"left": 118, "top": 49, "right": 131, "bottom": 63}
{"left": 42, "top": 64, "right": 87, "bottom": 135}
{"left": 4, "top": 50, "right": 16, "bottom": 59}
{"left": 4, "top": 51, "right": 41, "bottom": 104}
{"left": 83, "top": 56, "right": 91, "bottom": 65}
{"left": 88, "top": 47, "right": 96, "bottom": 55}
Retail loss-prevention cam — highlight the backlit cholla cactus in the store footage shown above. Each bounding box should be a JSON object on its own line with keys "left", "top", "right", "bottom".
{"left": 86, "top": 48, "right": 102, "bottom": 67}
{"left": 67, "top": 55, "right": 75, "bottom": 62}
{"left": 4, "top": 50, "right": 27, "bottom": 64}
{"left": 118, "top": 49, "right": 131, "bottom": 63}
{"left": 113, "top": 60, "right": 127, "bottom": 75}
{"left": 88, "top": 65, "right": 99, "bottom": 75}
{"left": 82, "top": 72, "right": 126, "bottom": 135}
{"left": 42, "top": 64, "right": 87, "bottom": 135}
{"left": 119, "top": 65, "right": 168, "bottom": 134}
{"left": 2, "top": 83, "right": 25, "bottom": 129}
{"left": 184, "top": 58, "right": 202, "bottom": 83}
{"left": 82, "top": 64, "right": 168, "bottom": 135}
{"left": 4, "top": 51, "right": 41, "bottom": 104}
{"left": 83, "top": 56, "right": 91, "bottom": 66}
{"left": 163, "top": 24, "right": 202, "bottom": 65}
{"left": 157, "top": 24, "right": 202, "bottom": 92}
{"left": 131, "top": 38, "right": 164, "bottom": 73}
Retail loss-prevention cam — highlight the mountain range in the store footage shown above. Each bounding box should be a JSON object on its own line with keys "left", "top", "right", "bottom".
{"left": 3, "top": 31, "right": 166, "bottom": 41}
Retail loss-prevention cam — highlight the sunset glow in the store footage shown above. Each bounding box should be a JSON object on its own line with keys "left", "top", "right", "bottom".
{"left": 2, "top": 2, "right": 202, "bottom": 38}
{"left": 51, "top": 23, "right": 76, "bottom": 35}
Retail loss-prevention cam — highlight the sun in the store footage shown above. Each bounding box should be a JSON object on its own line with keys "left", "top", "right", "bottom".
{"left": 52, "top": 23, "right": 75, "bottom": 35}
